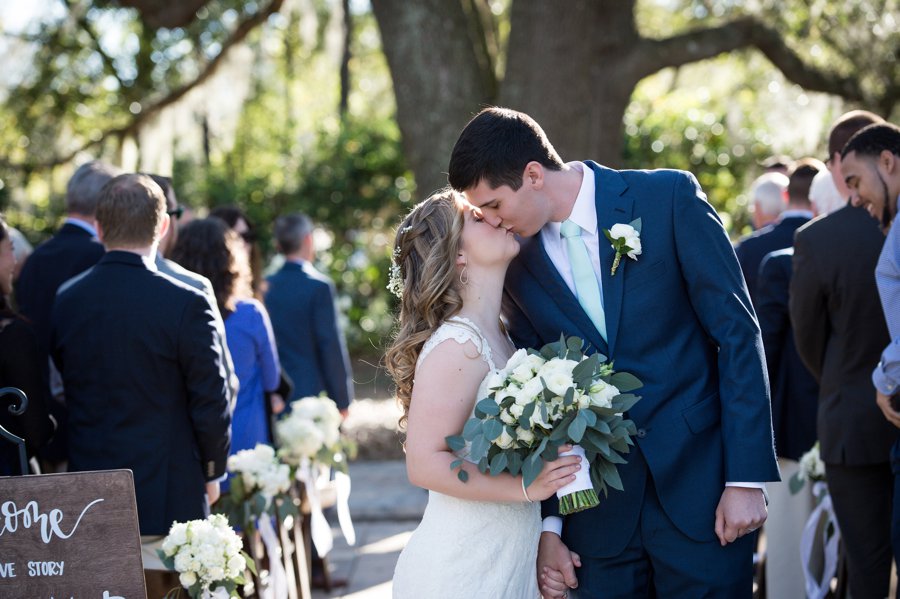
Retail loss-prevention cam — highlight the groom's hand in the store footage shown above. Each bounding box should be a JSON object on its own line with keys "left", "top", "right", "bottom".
{"left": 537, "top": 532, "right": 580, "bottom": 597}
{"left": 714, "top": 487, "right": 767, "bottom": 546}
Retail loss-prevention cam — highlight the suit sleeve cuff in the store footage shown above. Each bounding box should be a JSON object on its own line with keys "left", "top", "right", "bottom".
{"left": 726, "top": 481, "right": 769, "bottom": 505}
{"left": 542, "top": 516, "right": 563, "bottom": 536}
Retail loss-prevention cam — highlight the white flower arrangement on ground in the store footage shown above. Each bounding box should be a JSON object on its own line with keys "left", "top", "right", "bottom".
{"left": 789, "top": 441, "right": 826, "bottom": 495}
{"left": 158, "top": 514, "right": 255, "bottom": 599}
{"left": 447, "top": 335, "right": 642, "bottom": 514}
{"left": 276, "top": 396, "right": 357, "bottom": 473}
{"left": 217, "top": 444, "right": 297, "bottom": 529}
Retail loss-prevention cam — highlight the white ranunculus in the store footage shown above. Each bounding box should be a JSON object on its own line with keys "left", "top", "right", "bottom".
{"left": 510, "top": 363, "right": 536, "bottom": 385}
{"left": 499, "top": 409, "right": 516, "bottom": 425}
{"left": 519, "top": 376, "right": 545, "bottom": 402}
{"left": 516, "top": 428, "right": 535, "bottom": 444}
{"left": 523, "top": 353, "right": 546, "bottom": 372}
{"left": 543, "top": 370, "right": 574, "bottom": 397}
{"left": 504, "top": 348, "right": 529, "bottom": 372}
{"left": 494, "top": 428, "right": 516, "bottom": 449}
{"left": 537, "top": 358, "right": 578, "bottom": 381}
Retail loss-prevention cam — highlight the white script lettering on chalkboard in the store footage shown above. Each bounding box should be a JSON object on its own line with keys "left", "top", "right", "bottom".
{"left": 0, "top": 498, "right": 104, "bottom": 543}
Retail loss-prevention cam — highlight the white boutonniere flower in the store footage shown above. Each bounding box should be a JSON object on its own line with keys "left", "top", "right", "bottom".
{"left": 603, "top": 218, "right": 642, "bottom": 276}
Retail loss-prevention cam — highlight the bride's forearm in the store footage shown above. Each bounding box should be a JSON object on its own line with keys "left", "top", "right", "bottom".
{"left": 406, "top": 450, "right": 526, "bottom": 503}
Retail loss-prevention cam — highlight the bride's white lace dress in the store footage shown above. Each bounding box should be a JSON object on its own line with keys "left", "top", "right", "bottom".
{"left": 392, "top": 316, "right": 541, "bottom": 599}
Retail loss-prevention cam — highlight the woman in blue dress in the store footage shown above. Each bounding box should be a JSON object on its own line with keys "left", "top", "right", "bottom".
{"left": 171, "top": 218, "right": 281, "bottom": 471}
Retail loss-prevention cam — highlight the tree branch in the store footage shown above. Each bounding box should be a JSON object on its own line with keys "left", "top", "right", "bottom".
{"left": 632, "top": 17, "right": 872, "bottom": 103}
{"left": 2, "top": 0, "right": 284, "bottom": 172}
{"left": 63, "top": 0, "right": 128, "bottom": 91}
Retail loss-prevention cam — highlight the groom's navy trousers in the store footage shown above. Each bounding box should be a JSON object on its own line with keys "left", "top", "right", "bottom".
{"left": 503, "top": 163, "right": 779, "bottom": 596}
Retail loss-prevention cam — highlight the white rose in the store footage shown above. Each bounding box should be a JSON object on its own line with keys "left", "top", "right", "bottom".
{"left": 516, "top": 428, "right": 535, "bottom": 445}
{"left": 510, "top": 364, "right": 536, "bottom": 385}
{"left": 589, "top": 380, "right": 619, "bottom": 409}
{"left": 543, "top": 370, "right": 574, "bottom": 397}
{"left": 519, "top": 377, "right": 545, "bottom": 402}
{"left": 227, "top": 554, "right": 246, "bottom": 575}
{"left": 509, "top": 403, "right": 525, "bottom": 419}
{"left": 499, "top": 409, "right": 516, "bottom": 425}
{"left": 484, "top": 371, "right": 505, "bottom": 393}
{"left": 529, "top": 406, "right": 550, "bottom": 429}
{"left": 179, "top": 571, "right": 198, "bottom": 588}
{"left": 537, "top": 358, "right": 578, "bottom": 380}
{"left": 494, "top": 428, "right": 515, "bottom": 449}
{"left": 609, "top": 224, "right": 641, "bottom": 258}
{"left": 504, "top": 348, "right": 529, "bottom": 372}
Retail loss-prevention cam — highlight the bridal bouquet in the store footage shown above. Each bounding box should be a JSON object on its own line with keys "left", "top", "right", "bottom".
{"left": 446, "top": 335, "right": 642, "bottom": 514}
{"left": 157, "top": 514, "right": 255, "bottom": 599}
{"left": 216, "top": 444, "right": 296, "bottom": 528}
{"left": 275, "top": 396, "right": 356, "bottom": 473}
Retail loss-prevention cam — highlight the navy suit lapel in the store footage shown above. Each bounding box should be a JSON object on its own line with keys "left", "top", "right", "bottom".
{"left": 588, "top": 162, "right": 632, "bottom": 356}
{"left": 518, "top": 228, "right": 609, "bottom": 355}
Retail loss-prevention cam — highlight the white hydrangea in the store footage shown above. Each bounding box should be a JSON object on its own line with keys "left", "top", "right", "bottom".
{"left": 161, "top": 514, "right": 246, "bottom": 597}
{"left": 276, "top": 416, "right": 327, "bottom": 464}
{"left": 226, "top": 444, "right": 291, "bottom": 502}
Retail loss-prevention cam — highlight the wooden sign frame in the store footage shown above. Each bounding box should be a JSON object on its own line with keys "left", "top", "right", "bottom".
{"left": 0, "top": 469, "right": 147, "bottom": 598}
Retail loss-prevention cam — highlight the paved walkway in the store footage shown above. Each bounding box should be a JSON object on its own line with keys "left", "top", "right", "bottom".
{"left": 310, "top": 460, "right": 426, "bottom": 599}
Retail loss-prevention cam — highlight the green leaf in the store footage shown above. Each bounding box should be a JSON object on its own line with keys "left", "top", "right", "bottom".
{"left": 475, "top": 398, "right": 501, "bottom": 417}
{"left": 603, "top": 465, "right": 624, "bottom": 491}
{"left": 609, "top": 372, "right": 643, "bottom": 392}
{"left": 507, "top": 451, "right": 523, "bottom": 476}
{"left": 482, "top": 418, "right": 503, "bottom": 441}
{"left": 489, "top": 452, "right": 508, "bottom": 474}
{"left": 566, "top": 336, "right": 584, "bottom": 353}
{"left": 630, "top": 217, "right": 642, "bottom": 234}
{"left": 470, "top": 434, "right": 490, "bottom": 462}
{"left": 522, "top": 453, "right": 543, "bottom": 488}
{"left": 457, "top": 469, "right": 469, "bottom": 482}
{"left": 450, "top": 458, "right": 463, "bottom": 470}
{"left": 550, "top": 414, "right": 575, "bottom": 440}
{"left": 462, "top": 418, "right": 483, "bottom": 441}
{"left": 788, "top": 472, "right": 806, "bottom": 495}
{"left": 243, "top": 551, "right": 258, "bottom": 575}
{"left": 446, "top": 435, "right": 467, "bottom": 452}
{"left": 603, "top": 449, "right": 628, "bottom": 464}
{"left": 612, "top": 393, "right": 641, "bottom": 413}
{"left": 568, "top": 415, "right": 587, "bottom": 443}
{"left": 519, "top": 402, "right": 536, "bottom": 429}
{"left": 579, "top": 408, "right": 597, "bottom": 427}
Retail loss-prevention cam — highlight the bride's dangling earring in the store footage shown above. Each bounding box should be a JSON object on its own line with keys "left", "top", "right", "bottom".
{"left": 459, "top": 264, "right": 469, "bottom": 285}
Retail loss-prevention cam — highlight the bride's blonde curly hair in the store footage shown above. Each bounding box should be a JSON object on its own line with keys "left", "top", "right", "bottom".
{"left": 384, "top": 188, "right": 466, "bottom": 428}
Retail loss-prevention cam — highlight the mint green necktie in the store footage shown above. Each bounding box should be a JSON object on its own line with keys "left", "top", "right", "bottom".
{"left": 560, "top": 219, "right": 607, "bottom": 341}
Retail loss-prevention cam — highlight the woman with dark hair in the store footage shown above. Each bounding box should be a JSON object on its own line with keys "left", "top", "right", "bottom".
{"left": 170, "top": 218, "right": 280, "bottom": 460}
{"left": 0, "top": 215, "right": 54, "bottom": 475}
{"left": 210, "top": 205, "right": 265, "bottom": 299}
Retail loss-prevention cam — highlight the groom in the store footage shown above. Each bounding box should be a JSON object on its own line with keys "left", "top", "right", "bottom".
{"left": 448, "top": 107, "right": 779, "bottom": 598}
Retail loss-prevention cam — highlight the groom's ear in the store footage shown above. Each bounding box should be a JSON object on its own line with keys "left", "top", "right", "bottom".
{"left": 523, "top": 161, "right": 544, "bottom": 189}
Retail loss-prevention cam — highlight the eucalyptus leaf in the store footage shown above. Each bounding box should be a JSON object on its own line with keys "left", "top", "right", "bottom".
{"left": 462, "top": 418, "right": 483, "bottom": 441}
{"left": 458, "top": 469, "right": 469, "bottom": 482}
{"left": 482, "top": 418, "right": 503, "bottom": 441}
{"left": 446, "top": 435, "right": 467, "bottom": 452}
{"left": 580, "top": 408, "right": 597, "bottom": 427}
{"left": 522, "top": 456, "right": 541, "bottom": 488}
{"left": 507, "top": 451, "right": 523, "bottom": 476}
{"left": 476, "top": 398, "right": 501, "bottom": 417}
{"left": 568, "top": 416, "right": 587, "bottom": 443}
{"left": 604, "top": 466, "right": 624, "bottom": 491}
{"left": 612, "top": 393, "right": 641, "bottom": 412}
{"left": 788, "top": 473, "right": 805, "bottom": 495}
{"left": 490, "top": 452, "right": 508, "bottom": 474}
{"left": 450, "top": 459, "right": 463, "bottom": 470}
{"left": 470, "top": 434, "right": 490, "bottom": 462}
{"left": 609, "top": 372, "right": 643, "bottom": 392}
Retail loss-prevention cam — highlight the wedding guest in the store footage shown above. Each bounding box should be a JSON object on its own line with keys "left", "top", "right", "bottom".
{"left": 790, "top": 110, "right": 894, "bottom": 599}
{"left": 839, "top": 122, "right": 900, "bottom": 571}
{"left": 51, "top": 174, "right": 232, "bottom": 543}
{"left": 734, "top": 171, "right": 791, "bottom": 301}
{"left": 7, "top": 226, "right": 32, "bottom": 280}
{"left": 808, "top": 168, "right": 845, "bottom": 217}
{"left": 265, "top": 213, "right": 354, "bottom": 414}
{"left": 171, "top": 217, "right": 280, "bottom": 462}
{"left": 15, "top": 159, "right": 121, "bottom": 468}
{"left": 210, "top": 205, "right": 265, "bottom": 299}
{"left": 754, "top": 159, "right": 824, "bottom": 598}
{"left": 0, "top": 215, "right": 54, "bottom": 475}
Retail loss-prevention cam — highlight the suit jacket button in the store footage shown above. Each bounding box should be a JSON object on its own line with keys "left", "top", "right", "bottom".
{"left": 636, "top": 428, "right": 647, "bottom": 439}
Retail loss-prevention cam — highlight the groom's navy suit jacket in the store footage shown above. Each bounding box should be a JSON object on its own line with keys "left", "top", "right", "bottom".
{"left": 503, "top": 162, "right": 780, "bottom": 558}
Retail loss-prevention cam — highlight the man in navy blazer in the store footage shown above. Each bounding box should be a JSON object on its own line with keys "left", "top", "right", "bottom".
{"left": 265, "top": 213, "right": 353, "bottom": 413}
{"left": 51, "top": 174, "right": 232, "bottom": 537}
{"left": 449, "top": 107, "right": 779, "bottom": 598}
{"left": 15, "top": 160, "right": 121, "bottom": 465}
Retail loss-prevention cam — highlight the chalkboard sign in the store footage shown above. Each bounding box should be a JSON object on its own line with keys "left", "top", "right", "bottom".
{"left": 0, "top": 469, "right": 147, "bottom": 598}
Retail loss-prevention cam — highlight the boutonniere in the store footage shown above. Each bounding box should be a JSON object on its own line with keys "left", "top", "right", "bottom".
{"left": 603, "top": 218, "right": 642, "bottom": 276}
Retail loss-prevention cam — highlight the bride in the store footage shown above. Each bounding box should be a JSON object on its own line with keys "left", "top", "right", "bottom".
{"left": 385, "top": 189, "right": 581, "bottom": 598}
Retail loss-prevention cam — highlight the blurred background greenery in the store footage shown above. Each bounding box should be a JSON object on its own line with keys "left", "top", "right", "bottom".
{"left": 0, "top": 0, "right": 897, "bottom": 358}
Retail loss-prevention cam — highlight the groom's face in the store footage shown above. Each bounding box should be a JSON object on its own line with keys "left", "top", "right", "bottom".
{"left": 464, "top": 171, "right": 551, "bottom": 238}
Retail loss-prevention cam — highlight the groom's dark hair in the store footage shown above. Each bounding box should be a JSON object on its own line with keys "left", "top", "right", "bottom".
{"left": 448, "top": 107, "right": 564, "bottom": 192}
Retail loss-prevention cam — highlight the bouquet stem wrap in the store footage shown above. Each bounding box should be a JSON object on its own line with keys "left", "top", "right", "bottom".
{"left": 334, "top": 470, "right": 356, "bottom": 546}
{"left": 557, "top": 445, "right": 599, "bottom": 514}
